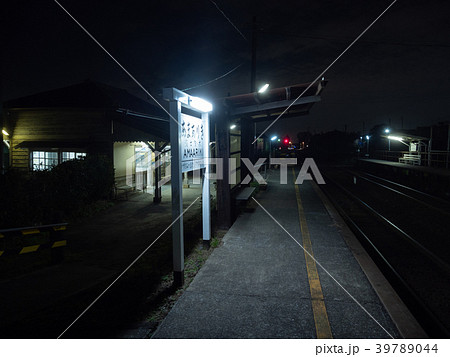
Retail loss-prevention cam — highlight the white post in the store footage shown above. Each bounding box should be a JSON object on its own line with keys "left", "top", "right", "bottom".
{"left": 202, "top": 112, "right": 211, "bottom": 247}
{"left": 169, "top": 100, "right": 184, "bottom": 287}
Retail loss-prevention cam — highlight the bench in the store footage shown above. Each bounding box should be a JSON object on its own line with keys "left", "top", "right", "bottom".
{"left": 398, "top": 154, "right": 421, "bottom": 166}
{"left": 235, "top": 186, "right": 256, "bottom": 201}
{"left": 114, "top": 184, "right": 134, "bottom": 200}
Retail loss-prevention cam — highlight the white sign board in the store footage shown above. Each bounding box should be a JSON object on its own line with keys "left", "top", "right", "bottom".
{"left": 181, "top": 113, "right": 205, "bottom": 173}
{"left": 164, "top": 87, "right": 212, "bottom": 287}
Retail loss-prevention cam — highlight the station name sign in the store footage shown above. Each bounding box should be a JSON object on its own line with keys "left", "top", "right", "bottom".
{"left": 181, "top": 113, "right": 205, "bottom": 173}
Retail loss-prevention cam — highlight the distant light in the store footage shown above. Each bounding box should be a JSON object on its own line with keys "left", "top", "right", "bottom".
{"left": 321, "top": 77, "right": 325, "bottom": 81}
{"left": 384, "top": 129, "right": 390, "bottom": 133}
{"left": 277, "top": 139, "right": 281, "bottom": 142}
{"left": 230, "top": 124, "right": 236, "bottom": 130}
{"left": 2, "top": 129, "right": 9, "bottom": 136}
{"left": 258, "top": 83, "right": 269, "bottom": 93}
{"left": 271, "top": 135, "right": 277, "bottom": 141}
{"left": 388, "top": 135, "right": 403, "bottom": 142}
{"left": 366, "top": 135, "right": 370, "bottom": 140}
{"left": 289, "top": 141, "right": 292, "bottom": 144}
{"left": 284, "top": 138, "right": 289, "bottom": 144}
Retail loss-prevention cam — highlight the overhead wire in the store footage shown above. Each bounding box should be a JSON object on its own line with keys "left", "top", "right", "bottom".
{"left": 209, "top": 0, "right": 248, "bottom": 41}
{"left": 182, "top": 63, "right": 243, "bottom": 92}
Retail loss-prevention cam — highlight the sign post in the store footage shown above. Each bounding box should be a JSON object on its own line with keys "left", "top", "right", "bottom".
{"left": 163, "top": 88, "right": 212, "bottom": 287}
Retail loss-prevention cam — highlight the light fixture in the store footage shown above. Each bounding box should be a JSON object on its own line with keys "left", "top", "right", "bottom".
{"left": 271, "top": 135, "right": 277, "bottom": 141}
{"left": 384, "top": 128, "right": 390, "bottom": 133}
{"left": 366, "top": 135, "right": 370, "bottom": 140}
{"left": 2, "top": 129, "right": 9, "bottom": 136}
{"left": 189, "top": 96, "right": 213, "bottom": 112}
{"left": 387, "top": 135, "right": 403, "bottom": 142}
{"left": 230, "top": 124, "right": 236, "bottom": 130}
{"left": 179, "top": 95, "right": 213, "bottom": 112}
{"left": 258, "top": 83, "right": 269, "bottom": 93}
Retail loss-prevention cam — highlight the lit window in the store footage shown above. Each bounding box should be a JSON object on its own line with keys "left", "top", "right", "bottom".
{"left": 32, "top": 151, "right": 58, "bottom": 170}
{"left": 61, "top": 151, "right": 86, "bottom": 162}
{"left": 31, "top": 150, "right": 86, "bottom": 170}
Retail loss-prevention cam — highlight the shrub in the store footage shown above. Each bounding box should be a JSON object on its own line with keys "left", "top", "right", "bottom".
{"left": 0, "top": 155, "right": 114, "bottom": 228}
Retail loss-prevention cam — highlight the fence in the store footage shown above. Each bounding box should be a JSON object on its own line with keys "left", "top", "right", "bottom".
{"left": 373, "top": 150, "right": 450, "bottom": 169}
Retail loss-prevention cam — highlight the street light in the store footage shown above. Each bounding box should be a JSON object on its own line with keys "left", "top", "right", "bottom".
{"left": 269, "top": 135, "right": 277, "bottom": 161}
{"left": 366, "top": 135, "right": 370, "bottom": 156}
{"left": 258, "top": 83, "right": 269, "bottom": 93}
{"left": 385, "top": 128, "right": 391, "bottom": 150}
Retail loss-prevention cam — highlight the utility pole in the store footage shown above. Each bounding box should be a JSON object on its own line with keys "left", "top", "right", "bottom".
{"left": 428, "top": 126, "right": 433, "bottom": 167}
{"left": 0, "top": 85, "right": 3, "bottom": 175}
{"left": 446, "top": 122, "right": 450, "bottom": 169}
{"left": 250, "top": 16, "right": 257, "bottom": 92}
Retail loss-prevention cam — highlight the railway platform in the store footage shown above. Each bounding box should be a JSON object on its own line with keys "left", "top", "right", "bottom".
{"left": 152, "top": 168, "right": 425, "bottom": 339}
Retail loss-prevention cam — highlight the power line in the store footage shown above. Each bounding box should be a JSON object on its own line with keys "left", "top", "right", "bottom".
{"left": 182, "top": 63, "right": 243, "bottom": 91}
{"left": 209, "top": 0, "right": 248, "bottom": 41}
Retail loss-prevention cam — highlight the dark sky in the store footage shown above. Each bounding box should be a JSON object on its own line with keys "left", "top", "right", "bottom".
{"left": 2, "top": 0, "right": 450, "bottom": 139}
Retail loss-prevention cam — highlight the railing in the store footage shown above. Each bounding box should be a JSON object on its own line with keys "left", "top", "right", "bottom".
{"left": 373, "top": 150, "right": 450, "bottom": 169}
{"left": 0, "top": 223, "right": 68, "bottom": 263}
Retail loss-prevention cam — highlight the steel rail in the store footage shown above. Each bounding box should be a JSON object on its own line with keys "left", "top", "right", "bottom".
{"left": 362, "top": 172, "right": 450, "bottom": 206}
{"left": 321, "top": 174, "right": 450, "bottom": 337}
{"left": 350, "top": 171, "right": 450, "bottom": 217}
{"left": 325, "top": 175, "right": 450, "bottom": 275}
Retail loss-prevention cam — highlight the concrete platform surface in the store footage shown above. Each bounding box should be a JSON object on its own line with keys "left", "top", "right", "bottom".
{"left": 152, "top": 169, "right": 404, "bottom": 339}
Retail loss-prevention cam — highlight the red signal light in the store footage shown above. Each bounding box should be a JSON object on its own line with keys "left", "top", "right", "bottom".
{"left": 284, "top": 138, "right": 289, "bottom": 144}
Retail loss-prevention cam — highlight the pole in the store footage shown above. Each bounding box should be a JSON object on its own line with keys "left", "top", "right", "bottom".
{"left": 202, "top": 111, "right": 211, "bottom": 248}
{"left": 153, "top": 142, "right": 162, "bottom": 203}
{"left": 428, "top": 126, "right": 433, "bottom": 167}
{"left": 446, "top": 123, "right": 450, "bottom": 169}
{"left": 169, "top": 100, "right": 184, "bottom": 287}
{"left": 0, "top": 88, "right": 3, "bottom": 175}
{"left": 250, "top": 16, "right": 257, "bottom": 92}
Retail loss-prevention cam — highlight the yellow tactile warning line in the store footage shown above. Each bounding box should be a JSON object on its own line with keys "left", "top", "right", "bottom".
{"left": 19, "top": 245, "right": 40, "bottom": 254}
{"left": 52, "top": 240, "right": 67, "bottom": 248}
{"left": 292, "top": 169, "right": 333, "bottom": 339}
{"left": 21, "top": 228, "right": 40, "bottom": 235}
{"left": 53, "top": 226, "right": 66, "bottom": 231}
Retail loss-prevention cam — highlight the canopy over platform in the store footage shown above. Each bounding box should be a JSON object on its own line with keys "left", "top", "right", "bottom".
{"left": 220, "top": 80, "right": 326, "bottom": 122}
{"left": 382, "top": 132, "right": 429, "bottom": 143}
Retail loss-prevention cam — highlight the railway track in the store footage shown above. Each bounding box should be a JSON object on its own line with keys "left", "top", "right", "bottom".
{"left": 320, "top": 168, "right": 450, "bottom": 338}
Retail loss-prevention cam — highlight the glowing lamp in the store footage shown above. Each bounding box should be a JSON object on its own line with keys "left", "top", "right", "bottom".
{"left": 258, "top": 83, "right": 269, "bottom": 93}
{"left": 387, "top": 135, "right": 403, "bottom": 142}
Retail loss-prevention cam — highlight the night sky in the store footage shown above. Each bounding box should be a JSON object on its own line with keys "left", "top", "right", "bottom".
{"left": 2, "top": 0, "right": 450, "bottom": 139}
